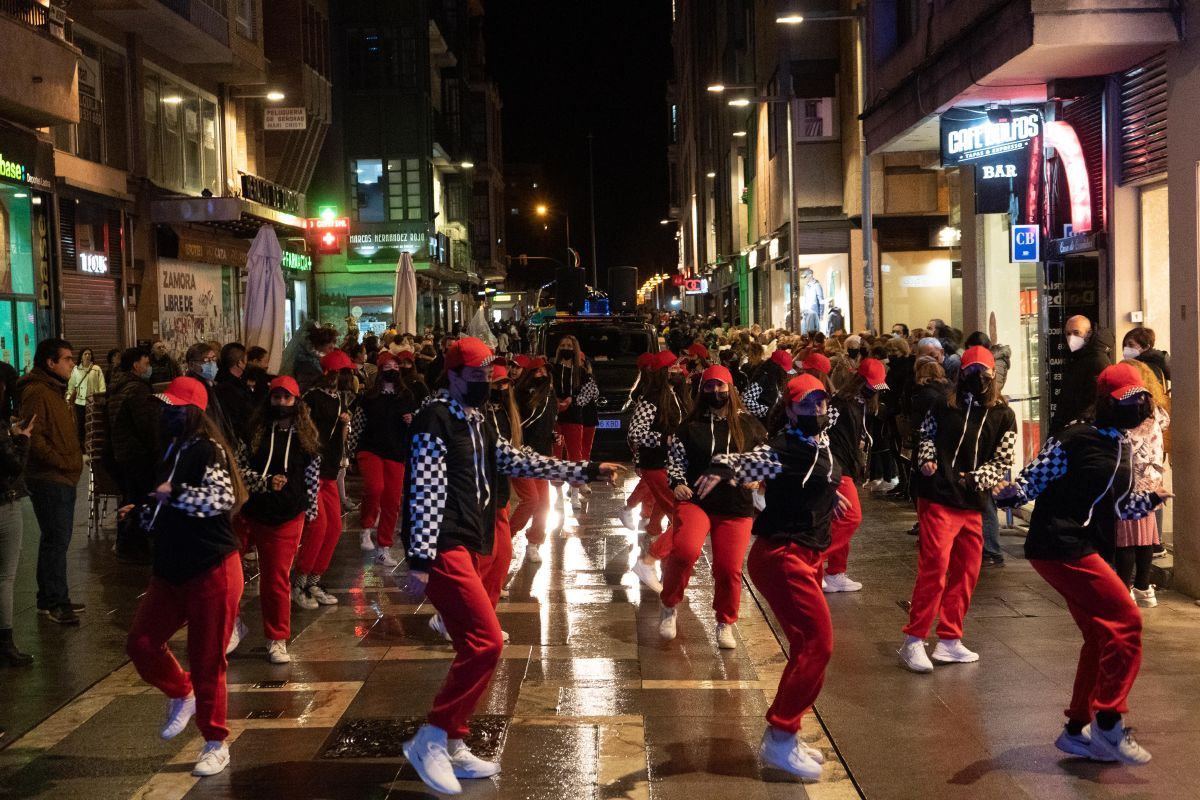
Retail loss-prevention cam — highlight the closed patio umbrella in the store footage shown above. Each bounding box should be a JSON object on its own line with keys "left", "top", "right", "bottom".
{"left": 243, "top": 225, "right": 285, "bottom": 374}
{"left": 393, "top": 251, "right": 418, "bottom": 335}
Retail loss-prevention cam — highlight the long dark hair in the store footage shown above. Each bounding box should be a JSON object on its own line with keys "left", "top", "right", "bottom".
{"left": 948, "top": 369, "right": 1005, "bottom": 409}
{"left": 247, "top": 398, "right": 321, "bottom": 456}
{"left": 646, "top": 369, "right": 690, "bottom": 431}
{"left": 488, "top": 382, "right": 523, "bottom": 448}
{"left": 516, "top": 368, "right": 553, "bottom": 417}
{"left": 680, "top": 383, "right": 759, "bottom": 453}
{"left": 836, "top": 373, "right": 880, "bottom": 415}
{"left": 163, "top": 405, "right": 248, "bottom": 513}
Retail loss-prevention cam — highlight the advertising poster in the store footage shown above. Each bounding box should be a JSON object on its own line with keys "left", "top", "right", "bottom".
{"left": 158, "top": 258, "right": 238, "bottom": 360}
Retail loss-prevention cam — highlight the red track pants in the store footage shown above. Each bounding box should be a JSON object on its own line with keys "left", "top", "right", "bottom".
{"left": 904, "top": 498, "right": 983, "bottom": 640}
{"left": 639, "top": 468, "right": 676, "bottom": 560}
{"left": 477, "top": 506, "right": 513, "bottom": 609}
{"left": 661, "top": 503, "right": 752, "bottom": 623}
{"left": 748, "top": 538, "right": 833, "bottom": 734}
{"left": 1032, "top": 554, "right": 1143, "bottom": 724}
{"left": 426, "top": 546, "right": 505, "bottom": 739}
{"left": 358, "top": 452, "right": 405, "bottom": 548}
{"left": 235, "top": 513, "right": 304, "bottom": 641}
{"left": 126, "top": 553, "right": 243, "bottom": 742}
{"left": 626, "top": 477, "right": 651, "bottom": 514}
{"left": 297, "top": 479, "right": 342, "bottom": 575}
{"left": 822, "top": 476, "right": 862, "bottom": 578}
{"left": 559, "top": 422, "right": 596, "bottom": 462}
{"left": 510, "top": 478, "right": 550, "bottom": 545}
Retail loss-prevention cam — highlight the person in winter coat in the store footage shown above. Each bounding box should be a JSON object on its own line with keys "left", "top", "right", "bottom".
{"left": 995, "top": 363, "right": 1168, "bottom": 766}
{"left": 662, "top": 365, "right": 766, "bottom": 648}
{"left": 398, "top": 337, "right": 621, "bottom": 795}
{"left": 355, "top": 352, "right": 429, "bottom": 566}
{"left": 213, "top": 343, "right": 256, "bottom": 449}
{"left": 743, "top": 349, "right": 794, "bottom": 420}
{"left": 0, "top": 407, "right": 34, "bottom": 666}
{"left": 898, "top": 346, "right": 1017, "bottom": 673}
{"left": 510, "top": 357, "right": 556, "bottom": 565}
{"left": 148, "top": 340, "right": 181, "bottom": 385}
{"left": 66, "top": 348, "right": 106, "bottom": 444}
{"left": 695, "top": 374, "right": 850, "bottom": 782}
{"left": 1050, "top": 316, "right": 1112, "bottom": 433}
{"left": 184, "top": 343, "right": 236, "bottom": 447}
{"left": 1122, "top": 327, "right": 1171, "bottom": 389}
{"left": 107, "top": 347, "right": 161, "bottom": 562}
{"left": 124, "top": 376, "right": 247, "bottom": 778}
{"left": 231, "top": 377, "right": 320, "bottom": 665}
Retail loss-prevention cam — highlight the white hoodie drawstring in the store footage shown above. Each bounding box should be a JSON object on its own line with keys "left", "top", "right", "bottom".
{"left": 951, "top": 397, "right": 974, "bottom": 468}
{"left": 467, "top": 414, "right": 492, "bottom": 509}
{"left": 1083, "top": 437, "right": 1123, "bottom": 528}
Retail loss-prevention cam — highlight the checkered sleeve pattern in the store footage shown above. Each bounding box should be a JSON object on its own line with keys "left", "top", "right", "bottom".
{"left": 347, "top": 406, "right": 365, "bottom": 456}
{"left": 969, "top": 429, "right": 1017, "bottom": 491}
{"left": 711, "top": 444, "right": 784, "bottom": 484}
{"left": 170, "top": 458, "right": 236, "bottom": 517}
{"left": 236, "top": 442, "right": 269, "bottom": 494}
{"left": 1011, "top": 437, "right": 1068, "bottom": 503}
{"left": 578, "top": 378, "right": 599, "bottom": 407}
{"left": 1117, "top": 490, "right": 1159, "bottom": 521}
{"left": 496, "top": 437, "right": 589, "bottom": 483}
{"left": 406, "top": 432, "right": 448, "bottom": 565}
{"left": 304, "top": 456, "right": 322, "bottom": 522}
{"left": 742, "top": 382, "right": 768, "bottom": 419}
{"left": 917, "top": 410, "right": 938, "bottom": 466}
{"left": 667, "top": 435, "right": 688, "bottom": 488}
{"left": 627, "top": 400, "right": 661, "bottom": 450}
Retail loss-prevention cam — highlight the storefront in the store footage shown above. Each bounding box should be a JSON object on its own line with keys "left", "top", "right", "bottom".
{"left": 58, "top": 191, "right": 129, "bottom": 358}
{"left": 152, "top": 230, "right": 246, "bottom": 361}
{"left": 281, "top": 249, "right": 313, "bottom": 345}
{"left": 877, "top": 216, "right": 959, "bottom": 335}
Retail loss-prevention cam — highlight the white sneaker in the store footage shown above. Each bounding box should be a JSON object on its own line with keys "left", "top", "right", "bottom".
{"left": 267, "top": 639, "right": 291, "bottom": 664}
{"left": 631, "top": 560, "right": 663, "bottom": 593}
{"left": 525, "top": 543, "right": 543, "bottom": 564}
{"left": 659, "top": 606, "right": 677, "bottom": 640}
{"left": 874, "top": 478, "right": 899, "bottom": 492}
{"left": 191, "top": 740, "right": 230, "bottom": 777}
{"left": 308, "top": 583, "right": 338, "bottom": 605}
{"left": 244, "top": 548, "right": 258, "bottom": 563}
{"left": 759, "top": 728, "right": 822, "bottom": 781}
{"left": 822, "top": 573, "right": 863, "bottom": 593}
{"left": 1054, "top": 724, "right": 1092, "bottom": 758}
{"left": 898, "top": 636, "right": 934, "bottom": 673}
{"left": 360, "top": 528, "right": 376, "bottom": 552}
{"left": 226, "top": 616, "right": 248, "bottom": 656}
{"left": 618, "top": 506, "right": 643, "bottom": 532}
{"left": 931, "top": 639, "right": 979, "bottom": 664}
{"left": 1132, "top": 586, "right": 1157, "bottom": 608}
{"left": 800, "top": 741, "right": 825, "bottom": 765}
{"left": 428, "top": 613, "right": 453, "bottom": 642}
{"left": 375, "top": 548, "right": 399, "bottom": 567}
{"left": 501, "top": 630, "right": 511, "bottom": 644}
{"left": 862, "top": 479, "right": 882, "bottom": 491}
{"left": 402, "top": 724, "right": 462, "bottom": 795}
{"left": 1088, "top": 719, "right": 1152, "bottom": 765}
{"left": 160, "top": 695, "right": 196, "bottom": 740}
{"left": 292, "top": 585, "right": 318, "bottom": 610}
{"left": 716, "top": 622, "right": 737, "bottom": 650}
{"left": 448, "top": 739, "right": 502, "bottom": 778}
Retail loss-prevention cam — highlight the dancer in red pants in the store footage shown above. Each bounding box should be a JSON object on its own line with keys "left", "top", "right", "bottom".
{"left": 996, "top": 363, "right": 1167, "bottom": 765}
{"left": 478, "top": 364, "right": 521, "bottom": 608}
{"left": 625, "top": 350, "right": 690, "bottom": 592}
{"left": 294, "top": 349, "right": 360, "bottom": 609}
{"left": 400, "top": 338, "right": 621, "bottom": 795}
{"left": 356, "top": 351, "right": 429, "bottom": 566}
{"left": 232, "top": 376, "right": 320, "bottom": 664}
{"left": 696, "top": 374, "right": 849, "bottom": 782}
{"left": 511, "top": 356, "right": 555, "bottom": 564}
{"left": 619, "top": 353, "right": 659, "bottom": 532}
{"left": 552, "top": 335, "right": 600, "bottom": 504}
{"left": 820, "top": 358, "right": 888, "bottom": 592}
{"left": 898, "top": 346, "right": 1016, "bottom": 673}
{"left": 125, "top": 377, "right": 246, "bottom": 778}
{"left": 661, "top": 365, "right": 766, "bottom": 648}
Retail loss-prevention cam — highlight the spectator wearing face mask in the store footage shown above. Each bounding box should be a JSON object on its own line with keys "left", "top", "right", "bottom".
{"left": 1121, "top": 327, "right": 1170, "bottom": 389}
{"left": 1051, "top": 315, "right": 1113, "bottom": 434}
{"left": 107, "top": 347, "right": 161, "bottom": 562}
{"left": 185, "top": 343, "right": 235, "bottom": 446}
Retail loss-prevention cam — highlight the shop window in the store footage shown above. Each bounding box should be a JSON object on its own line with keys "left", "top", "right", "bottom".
{"left": 880, "top": 251, "right": 956, "bottom": 333}
{"left": 352, "top": 158, "right": 385, "bottom": 222}
{"left": 0, "top": 186, "right": 33, "bottom": 296}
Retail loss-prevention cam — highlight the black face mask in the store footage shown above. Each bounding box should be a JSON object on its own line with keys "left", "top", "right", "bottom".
{"left": 489, "top": 389, "right": 506, "bottom": 405}
{"left": 668, "top": 373, "right": 685, "bottom": 388}
{"left": 960, "top": 373, "right": 990, "bottom": 398}
{"left": 162, "top": 408, "right": 189, "bottom": 438}
{"left": 267, "top": 404, "right": 296, "bottom": 420}
{"left": 793, "top": 413, "right": 829, "bottom": 437}
{"left": 558, "top": 350, "right": 574, "bottom": 362}
{"left": 703, "top": 391, "right": 730, "bottom": 409}
{"left": 1099, "top": 401, "right": 1152, "bottom": 431}
{"left": 381, "top": 370, "right": 399, "bottom": 383}
{"left": 847, "top": 348, "right": 864, "bottom": 359}
{"left": 461, "top": 380, "right": 491, "bottom": 407}
{"left": 860, "top": 386, "right": 878, "bottom": 400}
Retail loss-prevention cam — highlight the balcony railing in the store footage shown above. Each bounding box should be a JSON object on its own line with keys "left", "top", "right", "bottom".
{"left": 0, "top": 0, "right": 73, "bottom": 43}
{"left": 156, "top": 0, "right": 229, "bottom": 46}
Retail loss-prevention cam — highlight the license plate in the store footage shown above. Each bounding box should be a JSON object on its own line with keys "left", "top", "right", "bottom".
{"left": 597, "top": 418, "right": 622, "bottom": 430}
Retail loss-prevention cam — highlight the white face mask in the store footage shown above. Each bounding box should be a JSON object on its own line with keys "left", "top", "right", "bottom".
{"left": 1067, "top": 334, "right": 1086, "bottom": 353}
{"left": 1122, "top": 346, "right": 1140, "bottom": 360}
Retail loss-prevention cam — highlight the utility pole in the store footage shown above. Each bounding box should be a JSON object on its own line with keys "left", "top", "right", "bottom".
{"left": 588, "top": 132, "right": 599, "bottom": 287}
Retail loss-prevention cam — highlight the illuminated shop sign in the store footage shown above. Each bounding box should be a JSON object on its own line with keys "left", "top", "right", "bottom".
{"left": 942, "top": 114, "right": 1041, "bottom": 163}
{"left": 282, "top": 252, "right": 311, "bottom": 271}
{"left": 941, "top": 108, "right": 1042, "bottom": 222}
{"left": 79, "top": 251, "right": 109, "bottom": 274}
{"left": 0, "top": 153, "right": 25, "bottom": 182}
{"left": 684, "top": 278, "right": 709, "bottom": 295}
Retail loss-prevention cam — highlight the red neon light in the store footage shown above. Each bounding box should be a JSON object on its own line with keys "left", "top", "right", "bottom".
{"left": 1044, "top": 121, "right": 1093, "bottom": 233}
{"left": 320, "top": 232, "right": 337, "bottom": 246}
{"left": 306, "top": 217, "right": 350, "bottom": 231}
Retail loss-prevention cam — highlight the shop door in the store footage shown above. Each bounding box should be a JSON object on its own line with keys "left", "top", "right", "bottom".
{"left": 1041, "top": 255, "right": 1102, "bottom": 430}
{"left": 62, "top": 271, "right": 122, "bottom": 362}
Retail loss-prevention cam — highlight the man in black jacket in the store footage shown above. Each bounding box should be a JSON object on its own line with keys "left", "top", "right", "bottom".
{"left": 107, "top": 347, "right": 160, "bottom": 561}
{"left": 1050, "top": 315, "right": 1112, "bottom": 433}
{"left": 214, "top": 343, "right": 256, "bottom": 447}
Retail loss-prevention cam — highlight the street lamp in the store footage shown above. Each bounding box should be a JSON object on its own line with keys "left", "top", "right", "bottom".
{"left": 535, "top": 204, "right": 573, "bottom": 266}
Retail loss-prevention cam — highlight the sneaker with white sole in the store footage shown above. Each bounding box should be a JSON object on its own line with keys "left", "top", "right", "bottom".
{"left": 525, "top": 544, "right": 543, "bottom": 564}
{"left": 873, "top": 478, "right": 899, "bottom": 493}
{"left": 931, "top": 639, "right": 980, "bottom": 664}
{"left": 292, "top": 584, "right": 318, "bottom": 610}
{"left": 160, "top": 695, "right": 196, "bottom": 740}
{"left": 898, "top": 636, "right": 934, "bottom": 673}
{"left": 448, "top": 739, "right": 502, "bottom": 778}
{"left": 375, "top": 548, "right": 399, "bottom": 567}
{"left": 1054, "top": 724, "right": 1092, "bottom": 758}
{"left": 267, "top": 639, "right": 291, "bottom": 664}
{"left": 618, "top": 506, "right": 643, "bottom": 532}
{"left": 226, "top": 616, "right": 248, "bottom": 656}
{"left": 192, "top": 740, "right": 230, "bottom": 777}
{"left": 360, "top": 528, "right": 376, "bottom": 552}
{"left": 821, "top": 573, "right": 863, "bottom": 593}
{"left": 1088, "top": 720, "right": 1151, "bottom": 765}
{"left": 501, "top": 630, "right": 511, "bottom": 644}
{"left": 308, "top": 582, "right": 338, "bottom": 605}
{"left": 428, "top": 613, "right": 453, "bottom": 642}
{"left": 1131, "top": 586, "right": 1157, "bottom": 608}
{"left": 759, "top": 728, "right": 822, "bottom": 781}
{"left": 631, "top": 560, "right": 663, "bottom": 593}
{"left": 659, "top": 606, "right": 677, "bottom": 640}
{"left": 403, "top": 724, "right": 462, "bottom": 795}
{"left": 800, "top": 740, "right": 825, "bottom": 765}
{"left": 716, "top": 622, "right": 737, "bottom": 650}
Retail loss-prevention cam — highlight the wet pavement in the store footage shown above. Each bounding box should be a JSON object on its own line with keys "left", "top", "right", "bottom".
{"left": 1, "top": 471, "right": 1198, "bottom": 799}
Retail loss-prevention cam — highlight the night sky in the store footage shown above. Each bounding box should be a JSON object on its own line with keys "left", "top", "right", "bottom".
{"left": 485, "top": 1, "right": 677, "bottom": 286}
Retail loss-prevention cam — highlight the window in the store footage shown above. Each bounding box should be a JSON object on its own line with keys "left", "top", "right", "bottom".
{"left": 446, "top": 179, "right": 467, "bottom": 224}
{"left": 52, "top": 36, "right": 128, "bottom": 170}
{"left": 387, "top": 159, "right": 423, "bottom": 221}
{"left": 142, "top": 65, "right": 221, "bottom": 195}
{"left": 352, "top": 159, "right": 385, "bottom": 222}
{"left": 235, "top": 0, "right": 254, "bottom": 39}
{"left": 346, "top": 27, "right": 397, "bottom": 89}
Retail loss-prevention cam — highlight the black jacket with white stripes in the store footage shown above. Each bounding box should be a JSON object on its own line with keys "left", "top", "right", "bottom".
{"left": 554, "top": 363, "right": 600, "bottom": 426}
{"left": 238, "top": 425, "right": 321, "bottom": 527}
{"left": 915, "top": 394, "right": 1017, "bottom": 511}
{"left": 742, "top": 361, "right": 784, "bottom": 420}
{"left": 627, "top": 390, "right": 684, "bottom": 470}
{"left": 827, "top": 395, "right": 868, "bottom": 482}
{"left": 402, "top": 393, "right": 601, "bottom": 571}
{"left": 668, "top": 410, "right": 766, "bottom": 518}
{"left": 520, "top": 390, "right": 557, "bottom": 456}
{"left": 304, "top": 388, "right": 360, "bottom": 480}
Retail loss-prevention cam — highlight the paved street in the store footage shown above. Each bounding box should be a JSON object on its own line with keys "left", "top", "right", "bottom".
{"left": 0, "top": 473, "right": 1198, "bottom": 799}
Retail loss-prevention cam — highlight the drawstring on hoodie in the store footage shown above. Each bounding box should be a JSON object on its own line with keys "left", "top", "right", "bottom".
{"left": 467, "top": 412, "right": 492, "bottom": 510}
{"left": 263, "top": 426, "right": 294, "bottom": 474}
{"left": 1081, "top": 433, "right": 1132, "bottom": 527}
{"left": 949, "top": 395, "right": 991, "bottom": 472}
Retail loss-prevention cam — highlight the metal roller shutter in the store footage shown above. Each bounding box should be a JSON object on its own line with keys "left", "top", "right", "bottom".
{"left": 60, "top": 271, "right": 121, "bottom": 359}
{"left": 1119, "top": 53, "right": 1169, "bottom": 186}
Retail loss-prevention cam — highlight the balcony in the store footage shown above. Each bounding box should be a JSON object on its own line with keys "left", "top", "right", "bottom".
{"left": 91, "top": 0, "right": 232, "bottom": 64}
{"left": 0, "top": 1, "right": 80, "bottom": 128}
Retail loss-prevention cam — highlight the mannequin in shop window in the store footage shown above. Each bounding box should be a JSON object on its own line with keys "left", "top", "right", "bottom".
{"left": 800, "top": 269, "right": 825, "bottom": 335}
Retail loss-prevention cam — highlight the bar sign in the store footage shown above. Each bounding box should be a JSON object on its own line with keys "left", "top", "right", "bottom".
{"left": 1011, "top": 224, "right": 1039, "bottom": 263}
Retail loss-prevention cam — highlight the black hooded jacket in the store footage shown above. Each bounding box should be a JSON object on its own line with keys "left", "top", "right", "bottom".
{"left": 668, "top": 410, "right": 767, "bottom": 517}
{"left": 915, "top": 394, "right": 1017, "bottom": 511}
{"left": 1050, "top": 331, "right": 1112, "bottom": 433}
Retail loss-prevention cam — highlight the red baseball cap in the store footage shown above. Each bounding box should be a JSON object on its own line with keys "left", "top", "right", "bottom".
{"left": 376, "top": 352, "right": 399, "bottom": 370}
{"left": 785, "top": 374, "right": 829, "bottom": 404}
{"left": 445, "top": 337, "right": 499, "bottom": 370}
{"left": 801, "top": 352, "right": 831, "bottom": 375}
{"left": 961, "top": 345, "right": 996, "bottom": 372}
{"left": 513, "top": 354, "right": 534, "bottom": 370}
{"left": 393, "top": 350, "right": 416, "bottom": 366}
{"left": 636, "top": 352, "right": 656, "bottom": 370}
{"left": 771, "top": 348, "right": 797, "bottom": 374}
{"left": 700, "top": 365, "right": 733, "bottom": 386}
{"left": 652, "top": 350, "right": 679, "bottom": 371}
{"left": 1097, "top": 363, "right": 1149, "bottom": 400}
{"left": 687, "top": 343, "right": 710, "bottom": 360}
{"left": 156, "top": 376, "right": 208, "bottom": 411}
{"left": 268, "top": 375, "right": 301, "bottom": 397}
{"left": 321, "top": 349, "right": 354, "bottom": 373}
{"left": 857, "top": 358, "right": 889, "bottom": 391}
{"left": 491, "top": 364, "right": 510, "bottom": 382}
